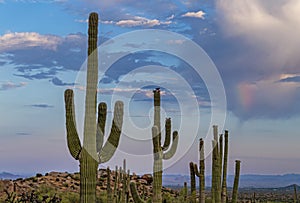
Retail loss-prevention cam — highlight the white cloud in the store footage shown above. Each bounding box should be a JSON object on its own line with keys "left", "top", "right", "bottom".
{"left": 182, "top": 10, "right": 206, "bottom": 19}
{"left": 116, "top": 16, "right": 171, "bottom": 27}
{"left": 166, "top": 14, "right": 175, "bottom": 20}
{"left": 0, "top": 32, "right": 62, "bottom": 52}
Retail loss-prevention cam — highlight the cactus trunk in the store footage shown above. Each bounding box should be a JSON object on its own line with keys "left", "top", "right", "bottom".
{"left": 232, "top": 160, "right": 241, "bottom": 203}
{"left": 153, "top": 152, "right": 163, "bottom": 203}
{"left": 79, "top": 149, "right": 98, "bottom": 203}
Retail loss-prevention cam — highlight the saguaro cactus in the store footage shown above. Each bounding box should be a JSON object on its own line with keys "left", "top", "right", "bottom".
{"left": 211, "top": 125, "right": 221, "bottom": 203}
{"left": 130, "top": 88, "right": 179, "bottom": 203}
{"left": 152, "top": 88, "right": 179, "bottom": 203}
{"left": 294, "top": 184, "right": 298, "bottom": 203}
{"left": 232, "top": 160, "right": 241, "bottom": 203}
{"left": 221, "top": 130, "right": 229, "bottom": 203}
{"left": 194, "top": 139, "right": 205, "bottom": 203}
{"left": 190, "top": 162, "right": 196, "bottom": 203}
{"left": 64, "top": 12, "right": 124, "bottom": 203}
{"left": 107, "top": 167, "right": 113, "bottom": 203}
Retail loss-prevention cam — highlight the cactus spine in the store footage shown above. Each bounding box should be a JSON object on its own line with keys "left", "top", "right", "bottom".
{"left": 232, "top": 160, "right": 241, "bottom": 203}
{"left": 64, "top": 12, "right": 124, "bottom": 203}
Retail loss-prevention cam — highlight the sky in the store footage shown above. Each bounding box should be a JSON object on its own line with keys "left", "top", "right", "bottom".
{"left": 0, "top": 0, "right": 300, "bottom": 176}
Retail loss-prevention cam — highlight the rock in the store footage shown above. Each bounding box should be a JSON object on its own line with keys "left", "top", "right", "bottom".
{"left": 141, "top": 174, "right": 153, "bottom": 185}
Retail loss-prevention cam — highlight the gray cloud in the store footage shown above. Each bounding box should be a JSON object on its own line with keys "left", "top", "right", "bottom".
{"left": 16, "top": 132, "right": 32, "bottom": 136}
{"left": 51, "top": 77, "right": 77, "bottom": 86}
{"left": 279, "top": 76, "right": 300, "bottom": 83}
{"left": 28, "top": 104, "right": 54, "bottom": 108}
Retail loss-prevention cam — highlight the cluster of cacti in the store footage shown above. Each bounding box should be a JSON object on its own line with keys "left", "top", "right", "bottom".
{"left": 190, "top": 126, "right": 241, "bottom": 203}
{"left": 62, "top": 10, "right": 245, "bottom": 203}
{"left": 130, "top": 88, "right": 179, "bottom": 203}
{"left": 106, "top": 159, "right": 131, "bottom": 203}
{"left": 64, "top": 12, "right": 124, "bottom": 203}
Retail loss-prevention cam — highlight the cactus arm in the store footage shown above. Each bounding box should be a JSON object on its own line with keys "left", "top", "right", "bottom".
{"left": 193, "top": 163, "right": 200, "bottom": 177}
{"left": 96, "top": 102, "right": 107, "bottom": 152}
{"left": 130, "top": 182, "right": 146, "bottom": 203}
{"left": 98, "top": 101, "right": 124, "bottom": 163}
{"left": 161, "top": 118, "right": 171, "bottom": 151}
{"left": 163, "top": 131, "right": 178, "bottom": 160}
{"left": 64, "top": 89, "right": 82, "bottom": 160}
{"left": 152, "top": 125, "right": 161, "bottom": 154}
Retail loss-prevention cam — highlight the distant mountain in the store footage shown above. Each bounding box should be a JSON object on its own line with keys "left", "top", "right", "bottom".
{"left": 163, "top": 174, "right": 300, "bottom": 188}
{"left": 0, "top": 172, "right": 24, "bottom": 180}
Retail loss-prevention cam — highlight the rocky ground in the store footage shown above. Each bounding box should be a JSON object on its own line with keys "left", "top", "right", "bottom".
{"left": 0, "top": 169, "right": 178, "bottom": 202}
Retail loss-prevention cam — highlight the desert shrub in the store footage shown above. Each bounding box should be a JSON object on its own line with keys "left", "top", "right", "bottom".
{"left": 36, "top": 173, "right": 43, "bottom": 178}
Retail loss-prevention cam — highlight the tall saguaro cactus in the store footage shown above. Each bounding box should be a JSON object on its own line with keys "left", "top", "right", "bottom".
{"left": 152, "top": 88, "right": 179, "bottom": 203}
{"left": 130, "top": 88, "right": 179, "bottom": 203}
{"left": 193, "top": 138, "right": 205, "bottom": 203}
{"left": 221, "top": 130, "right": 229, "bottom": 203}
{"left": 190, "top": 162, "right": 196, "bottom": 203}
{"left": 64, "top": 12, "right": 124, "bottom": 203}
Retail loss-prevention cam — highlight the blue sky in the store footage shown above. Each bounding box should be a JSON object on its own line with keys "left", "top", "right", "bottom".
{"left": 0, "top": 0, "right": 300, "bottom": 176}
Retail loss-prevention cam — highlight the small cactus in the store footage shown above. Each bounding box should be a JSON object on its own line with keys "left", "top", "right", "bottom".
{"left": 232, "top": 160, "right": 241, "bottom": 203}
{"left": 294, "top": 184, "right": 298, "bottom": 203}
{"left": 107, "top": 167, "right": 112, "bottom": 203}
